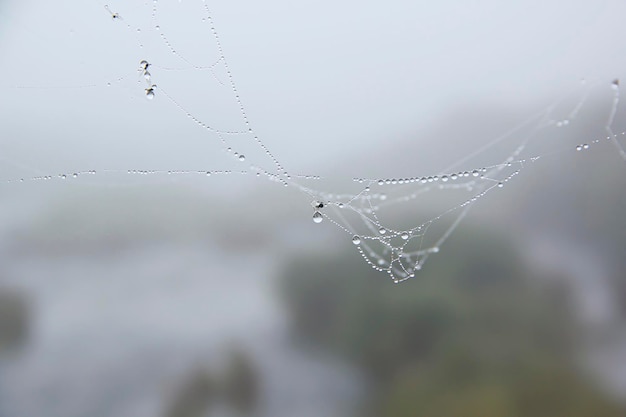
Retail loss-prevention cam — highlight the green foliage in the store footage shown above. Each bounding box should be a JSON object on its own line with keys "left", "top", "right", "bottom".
{"left": 279, "top": 227, "right": 623, "bottom": 416}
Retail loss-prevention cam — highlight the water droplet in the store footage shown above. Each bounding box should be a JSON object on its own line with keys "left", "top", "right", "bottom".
{"left": 145, "top": 88, "right": 155, "bottom": 99}
{"left": 238, "top": 154, "right": 246, "bottom": 161}
{"left": 441, "top": 175, "right": 449, "bottom": 182}
{"left": 430, "top": 246, "right": 439, "bottom": 253}
{"left": 576, "top": 144, "right": 583, "bottom": 151}
{"left": 583, "top": 144, "right": 590, "bottom": 150}
{"left": 378, "top": 227, "right": 386, "bottom": 235}
{"left": 312, "top": 211, "right": 323, "bottom": 224}
{"left": 73, "top": 173, "right": 78, "bottom": 178}
{"left": 337, "top": 202, "right": 344, "bottom": 208}
{"left": 497, "top": 182, "right": 504, "bottom": 188}
{"left": 401, "top": 232, "right": 409, "bottom": 240}
{"left": 472, "top": 169, "right": 480, "bottom": 177}
{"left": 352, "top": 236, "right": 361, "bottom": 245}
{"left": 140, "top": 60, "right": 149, "bottom": 69}
{"left": 612, "top": 79, "right": 620, "bottom": 90}
{"left": 106, "top": 82, "right": 111, "bottom": 87}
{"left": 143, "top": 70, "right": 151, "bottom": 80}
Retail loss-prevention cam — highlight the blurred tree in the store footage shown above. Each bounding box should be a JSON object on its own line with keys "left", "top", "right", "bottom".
{"left": 222, "top": 349, "right": 259, "bottom": 415}
{"left": 165, "top": 368, "right": 217, "bottom": 417}
{"left": 164, "top": 348, "right": 259, "bottom": 417}
{"left": 0, "top": 287, "right": 30, "bottom": 353}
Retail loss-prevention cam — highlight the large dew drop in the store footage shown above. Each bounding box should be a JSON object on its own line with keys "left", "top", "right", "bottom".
{"left": 312, "top": 211, "right": 323, "bottom": 224}
{"left": 352, "top": 236, "right": 361, "bottom": 245}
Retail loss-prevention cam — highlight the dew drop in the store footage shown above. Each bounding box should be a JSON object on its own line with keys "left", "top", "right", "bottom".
{"left": 497, "top": 182, "right": 504, "bottom": 188}
{"left": 143, "top": 70, "right": 151, "bottom": 80}
{"left": 145, "top": 88, "right": 155, "bottom": 100}
{"left": 583, "top": 144, "right": 590, "bottom": 150}
{"left": 401, "top": 232, "right": 409, "bottom": 240}
{"left": 238, "top": 154, "right": 246, "bottom": 161}
{"left": 576, "top": 144, "right": 583, "bottom": 151}
{"left": 472, "top": 169, "right": 480, "bottom": 177}
{"left": 73, "top": 173, "right": 78, "bottom": 178}
{"left": 352, "top": 236, "right": 361, "bottom": 245}
{"left": 312, "top": 211, "right": 323, "bottom": 224}
{"left": 441, "top": 175, "right": 449, "bottom": 182}
{"left": 140, "top": 60, "right": 149, "bottom": 70}
{"left": 378, "top": 227, "right": 386, "bottom": 235}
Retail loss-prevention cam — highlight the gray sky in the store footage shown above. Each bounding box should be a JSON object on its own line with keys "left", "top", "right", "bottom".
{"left": 1, "top": 0, "right": 626, "bottom": 178}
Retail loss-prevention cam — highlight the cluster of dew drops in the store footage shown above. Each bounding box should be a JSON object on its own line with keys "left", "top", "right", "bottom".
{"left": 140, "top": 60, "right": 157, "bottom": 100}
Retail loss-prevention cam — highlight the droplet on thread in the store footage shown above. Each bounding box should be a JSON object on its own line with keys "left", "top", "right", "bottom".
{"left": 312, "top": 211, "right": 323, "bottom": 224}
{"left": 352, "top": 236, "right": 361, "bottom": 245}
{"left": 401, "top": 232, "right": 409, "bottom": 240}
{"left": 378, "top": 227, "right": 386, "bottom": 235}
{"left": 238, "top": 154, "right": 246, "bottom": 161}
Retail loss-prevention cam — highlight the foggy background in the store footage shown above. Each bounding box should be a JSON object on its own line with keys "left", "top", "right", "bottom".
{"left": 1, "top": 0, "right": 626, "bottom": 416}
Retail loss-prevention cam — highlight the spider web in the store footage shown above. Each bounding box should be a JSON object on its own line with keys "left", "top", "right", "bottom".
{"left": 1, "top": 0, "right": 625, "bottom": 283}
